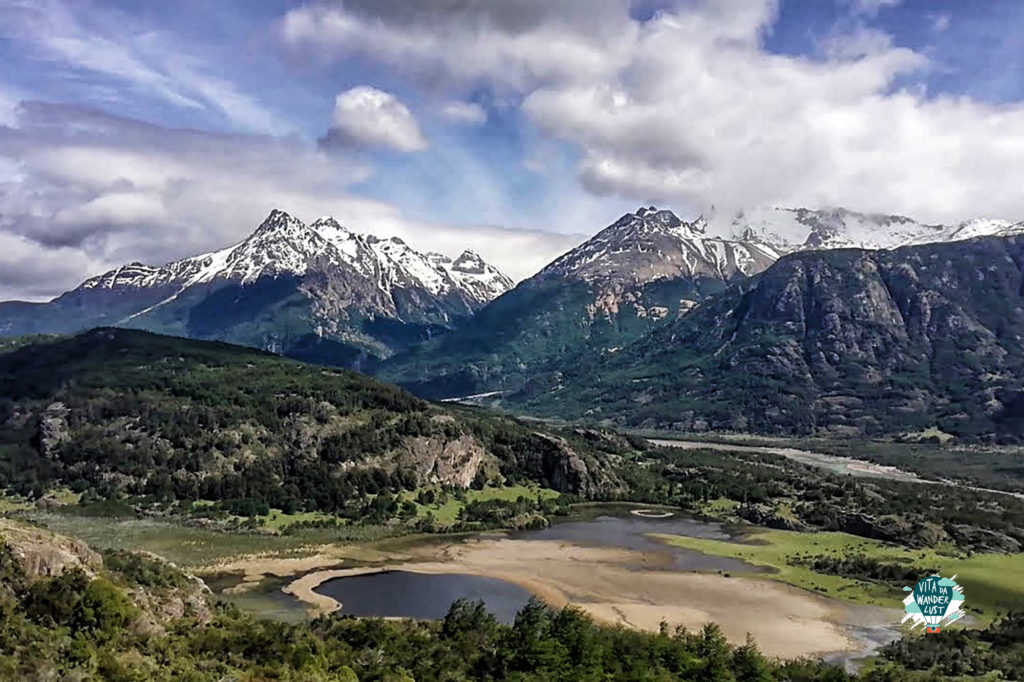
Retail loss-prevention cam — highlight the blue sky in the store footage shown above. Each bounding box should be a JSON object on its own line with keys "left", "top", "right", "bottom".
{"left": 2, "top": 0, "right": 1024, "bottom": 299}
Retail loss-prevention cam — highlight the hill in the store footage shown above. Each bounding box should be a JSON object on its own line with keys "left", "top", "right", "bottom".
{"left": 0, "top": 329, "right": 622, "bottom": 515}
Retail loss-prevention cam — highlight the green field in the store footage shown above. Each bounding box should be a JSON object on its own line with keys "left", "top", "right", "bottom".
{"left": 652, "top": 528, "right": 1024, "bottom": 620}
{"left": 399, "top": 484, "right": 560, "bottom": 524}
{"left": 14, "top": 511, "right": 421, "bottom": 567}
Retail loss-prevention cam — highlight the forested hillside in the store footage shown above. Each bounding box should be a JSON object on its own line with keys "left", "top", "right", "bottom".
{"left": 0, "top": 329, "right": 622, "bottom": 516}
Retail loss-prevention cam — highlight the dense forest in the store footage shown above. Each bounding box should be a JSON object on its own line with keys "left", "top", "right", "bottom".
{"left": 623, "top": 445, "right": 1024, "bottom": 554}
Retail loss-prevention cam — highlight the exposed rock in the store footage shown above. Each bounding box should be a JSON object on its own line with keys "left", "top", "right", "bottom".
{"left": 510, "top": 432, "right": 623, "bottom": 496}
{"left": 947, "top": 525, "right": 1022, "bottom": 554}
{"left": 395, "top": 434, "right": 500, "bottom": 488}
{"left": 0, "top": 518, "right": 101, "bottom": 579}
{"left": 379, "top": 207, "right": 779, "bottom": 400}
{"left": 736, "top": 505, "right": 806, "bottom": 531}
{"left": 531, "top": 235, "right": 1024, "bottom": 440}
{"left": 37, "top": 401, "right": 70, "bottom": 458}
{"left": 0, "top": 210, "right": 511, "bottom": 369}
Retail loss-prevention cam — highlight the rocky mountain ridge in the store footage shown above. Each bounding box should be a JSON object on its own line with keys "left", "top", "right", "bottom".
{"left": 517, "top": 234, "right": 1024, "bottom": 440}
{"left": 75, "top": 210, "right": 510, "bottom": 313}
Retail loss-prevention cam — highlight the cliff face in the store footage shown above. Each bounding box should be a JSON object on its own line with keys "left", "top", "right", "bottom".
{"left": 521, "top": 235, "right": 1024, "bottom": 439}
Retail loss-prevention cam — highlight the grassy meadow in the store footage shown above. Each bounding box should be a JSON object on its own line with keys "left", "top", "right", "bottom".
{"left": 653, "top": 528, "right": 1024, "bottom": 621}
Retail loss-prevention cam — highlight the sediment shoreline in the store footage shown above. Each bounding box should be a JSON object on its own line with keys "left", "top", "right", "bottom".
{"left": 280, "top": 536, "right": 887, "bottom": 660}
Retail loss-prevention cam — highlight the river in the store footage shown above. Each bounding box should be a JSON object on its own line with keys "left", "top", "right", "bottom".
{"left": 649, "top": 438, "right": 1024, "bottom": 499}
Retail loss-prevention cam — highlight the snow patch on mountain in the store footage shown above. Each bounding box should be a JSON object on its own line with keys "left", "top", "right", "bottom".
{"left": 730, "top": 207, "right": 1021, "bottom": 253}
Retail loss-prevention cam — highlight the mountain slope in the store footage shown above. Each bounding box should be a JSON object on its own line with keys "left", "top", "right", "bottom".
{"left": 0, "top": 329, "right": 622, "bottom": 507}
{"left": 518, "top": 234, "right": 1024, "bottom": 440}
{"left": 732, "top": 206, "right": 1024, "bottom": 253}
{"left": 377, "top": 207, "right": 779, "bottom": 398}
{"left": 0, "top": 211, "right": 511, "bottom": 368}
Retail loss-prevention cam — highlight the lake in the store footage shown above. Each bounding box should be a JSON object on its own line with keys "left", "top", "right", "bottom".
{"left": 513, "top": 511, "right": 762, "bottom": 572}
{"left": 314, "top": 570, "right": 533, "bottom": 624}
{"left": 313, "top": 510, "right": 762, "bottom": 623}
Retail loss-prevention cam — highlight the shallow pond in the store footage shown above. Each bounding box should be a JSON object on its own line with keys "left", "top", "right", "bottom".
{"left": 314, "top": 570, "right": 533, "bottom": 624}
{"left": 312, "top": 510, "right": 764, "bottom": 624}
{"left": 515, "top": 510, "right": 763, "bottom": 573}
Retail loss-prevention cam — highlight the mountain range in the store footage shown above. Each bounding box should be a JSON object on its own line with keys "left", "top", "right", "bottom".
{"left": 518, "top": 235, "right": 1024, "bottom": 439}
{"left": 0, "top": 210, "right": 511, "bottom": 368}
{"left": 3, "top": 203, "right": 1024, "bottom": 439}
{"left": 377, "top": 207, "right": 779, "bottom": 397}
{"left": 377, "top": 206, "right": 1024, "bottom": 405}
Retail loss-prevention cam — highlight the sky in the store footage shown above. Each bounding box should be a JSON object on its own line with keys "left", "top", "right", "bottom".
{"left": 2, "top": 0, "right": 1024, "bottom": 300}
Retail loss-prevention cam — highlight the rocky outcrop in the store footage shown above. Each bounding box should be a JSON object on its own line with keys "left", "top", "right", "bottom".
{"left": 0, "top": 518, "right": 101, "bottom": 578}
{"left": 1, "top": 519, "right": 213, "bottom": 634}
{"left": 37, "top": 402, "right": 70, "bottom": 458}
{"left": 504, "top": 432, "right": 621, "bottom": 496}
{"left": 395, "top": 434, "right": 500, "bottom": 488}
{"left": 736, "top": 505, "right": 806, "bottom": 531}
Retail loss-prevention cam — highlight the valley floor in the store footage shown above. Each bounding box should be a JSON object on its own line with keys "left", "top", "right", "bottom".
{"left": 278, "top": 533, "right": 892, "bottom": 660}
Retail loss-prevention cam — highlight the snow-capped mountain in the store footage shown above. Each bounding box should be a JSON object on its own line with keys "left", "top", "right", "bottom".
{"left": 377, "top": 206, "right": 782, "bottom": 399}
{"left": 0, "top": 210, "right": 511, "bottom": 367}
{"left": 730, "top": 207, "right": 1024, "bottom": 253}
{"left": 543, "top": 206, "right": 778, "bottom": 285}
{"left": 77, "top": 210, "right": 510, "bottom": 309}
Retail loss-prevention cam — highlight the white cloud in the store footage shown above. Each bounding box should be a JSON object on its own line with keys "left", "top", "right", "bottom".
{"left": 0, "top": 231, "right": 101, "bottom": 301}
{"left": 440, "top": 101, "right": 487, "bottom": 125}
{"left": 3, "top": 0, "right": 289, "bottom": 134}
{"left": 0, "top": 103, "right": 572, "bottom": 299}
{"left": 281, "top": 0, "right": 1024, "bottom": 227}
{"left": 324, "top": 86, "right": 428, "bottom": 152}
{"left": 846, "top": 0, "right": 904, "bottom": 17}
{"left": 280, "top": 1, "right": 641, "bottom": 92}
{"left": 0, "top": 88, "right": 23, "bottom": 127}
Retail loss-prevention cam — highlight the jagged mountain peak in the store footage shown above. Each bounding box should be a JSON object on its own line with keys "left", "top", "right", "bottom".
{"left": 451, "top": 250, "right": 488, "bottom": 273}
{"left": 76, "top": 210, "right": 512, "bottom": 304}
{"left": 61, "top": 208, "right": 512, "bottom": 321}
{"left": 541, "top": 206, "right": 777, "bottom": 284}
{"left": 7, "top": 209, "right": 514, "bottom": 368}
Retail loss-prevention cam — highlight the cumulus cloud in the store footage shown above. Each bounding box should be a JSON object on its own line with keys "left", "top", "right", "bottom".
{"left": 0, "top": 231, "right": 101, "bottom": 301}
{"left": 0, "top": 103, "right": 573, "bottom": 299}
{"left": 440, "top": 101, "right": 487, "bottom": 125}
{"left": 282, "top": 0, "right": 1024, "bottom": 227}
{"left": 322, "top": 86, "right": 428, "bottom": 152}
